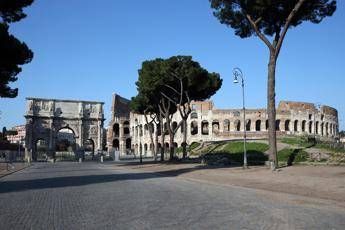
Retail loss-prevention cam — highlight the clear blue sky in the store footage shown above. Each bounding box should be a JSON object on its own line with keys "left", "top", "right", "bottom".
{"left": 0, "top": 0, "right": 344, "bottom": 130}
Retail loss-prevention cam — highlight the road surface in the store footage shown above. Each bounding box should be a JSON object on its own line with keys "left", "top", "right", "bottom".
{"left": 0, "top": 162, "right": 344, "bottom": 229}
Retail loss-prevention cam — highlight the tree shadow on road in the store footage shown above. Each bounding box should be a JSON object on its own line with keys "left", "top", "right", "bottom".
{"left": 0, "top": 163, "right": 240, "bottom": 194}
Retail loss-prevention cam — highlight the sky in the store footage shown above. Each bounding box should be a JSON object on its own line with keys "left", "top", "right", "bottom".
{"left": 0, "top": 0, "right": 344, "bottom": 130}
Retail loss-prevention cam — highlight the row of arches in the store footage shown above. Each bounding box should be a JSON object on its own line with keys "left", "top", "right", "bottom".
{"left": 131, "top": 119, "right": 338, "bottom": 137}
{"left": 112, "top": 121, "right": 130, "bottom": 137}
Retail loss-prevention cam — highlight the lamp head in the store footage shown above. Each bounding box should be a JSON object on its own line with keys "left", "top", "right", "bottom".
{"left": 233, "top": 75, "right": 239, "bottom": 84}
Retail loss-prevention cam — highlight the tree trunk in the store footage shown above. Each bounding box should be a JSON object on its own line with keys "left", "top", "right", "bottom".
{"left": 160, "top": 117, "right": 165, "bottom": 162}
{"left": 182, "top": 119, "right": 188, "bottom": 159}
{"left": 144, "top": 114, "right": 156, "bottom": 158}
{"left": 169, "top": 132, "right": 174, "bottom": 161}
{"left": 267, "top": 53, "right": 278, "bottom": 169}
{"left": 154, "top": 124, "right": 159, "bottom": 162}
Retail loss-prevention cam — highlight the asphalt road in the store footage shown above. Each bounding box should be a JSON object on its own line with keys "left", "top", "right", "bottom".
{"left": 0, "top": 162, "right": 344, "bottom": 230}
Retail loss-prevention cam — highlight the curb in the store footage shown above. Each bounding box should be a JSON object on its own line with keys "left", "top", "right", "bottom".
{"left": 0, "top": 163, "right": 31, "bottom": 179}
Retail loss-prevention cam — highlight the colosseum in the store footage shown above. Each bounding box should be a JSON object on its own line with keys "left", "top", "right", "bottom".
{"left": 107, "top": 94, "right": 339, "bottom": 158}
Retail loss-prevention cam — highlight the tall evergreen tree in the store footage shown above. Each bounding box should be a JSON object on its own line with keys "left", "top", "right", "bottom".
{"left": 0, "top": 0, "right": 34, "bottom": 98}
{"left": 210, "top": 0, "right": 336, "bottom": 169}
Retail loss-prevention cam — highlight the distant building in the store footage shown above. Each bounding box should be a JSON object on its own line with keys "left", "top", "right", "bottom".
{"left": 6, "top": 125, "right": 26, "bottom": 145}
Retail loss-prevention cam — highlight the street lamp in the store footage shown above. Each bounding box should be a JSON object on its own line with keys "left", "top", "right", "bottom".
{"left": 233, "top": 67, "right": 247, "bottom": 168}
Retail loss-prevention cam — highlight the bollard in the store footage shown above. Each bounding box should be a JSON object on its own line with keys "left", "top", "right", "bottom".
{"left": 100, "top": 155, "right": 103, "bottom": 163}
{"left": 79, "top": 158, "right": 82, "bottom": 163}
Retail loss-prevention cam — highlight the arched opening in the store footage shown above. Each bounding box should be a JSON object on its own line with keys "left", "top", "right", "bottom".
{"left": 255, "top": 120, "right": 261, "bottom": 131}
{"left": 302, "top": 120, "right": 306, "bottom": 132}
{"left": 321, "top": 123, "right": 324, "bottom": 136}
{"left": 191, "top": 112, "right": 198, "bottom": 119}
{"left": 276, "top": 120, "right": 280, "bottom": 131}
{"left": 316, "top": 121, "right": 319, "bottom": 134}
{"left": 35, "top": 139, "right": 48, "bottom": 161}
{"left": 246, "top": 119, "right": 251, "bottom": 131}
{"left": 125, "top": 138, "right": 131, "bottom": 154}
{"left": 294, "top": 120, "right": 298, "bottom": 132}
{"left": 124, "top": 127, "right": 130, "bottom": 135}
{"left": 212, "top": 120, "right": 219, "bottom": 134}
{"left": 201, "top": 120, "right": 209, "bottom": 135}
{"left": 191, "top": 121, "right": 198, "bottom": 135}
{"left": 223, "top": 119, "right": 230, "bottom": 132}
{"left": 113, "top": 139, "right": 119, "bottom": 150}
{"left": 113, "top": 123, "right": 120, "bottom": 137}
{"left": 139, "top": 125, "right": 143, "bottom": 136}
{"left": 55, "top": 127, "right": 76, "bottom": 161}
{"left": 123, "top": 121, "right": 130, "bottom": 126}
{"left": 326, "top": 122, "right": 329, "bottom": 136}
{"left": 266, "top": 120, "right": 269, "bottom": 130}
{"left": 56, "top": 128, "right": 76, "bottom": 151}
{"left": 84, "top": 139, "right": 95, "bottom": 159}
{"left": 285, "top": 120, "right": 290, "bottom": 132}
{"left": 235, "top": 120, "right": 241, "bottom": 131}
{"left": 309, "top": 121, "right": 313, "bottom": 134}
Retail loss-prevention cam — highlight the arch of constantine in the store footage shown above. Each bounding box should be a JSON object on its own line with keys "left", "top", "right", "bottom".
{"left": 25, "top": 98, "right": 104, "bottom": 161}
{"left": 107, "top": 94, "right": 339, "bottom": 158}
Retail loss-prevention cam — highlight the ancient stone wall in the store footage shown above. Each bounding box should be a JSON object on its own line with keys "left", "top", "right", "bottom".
{"left": 107, "top": 94, "right": 339, "bottom": 158}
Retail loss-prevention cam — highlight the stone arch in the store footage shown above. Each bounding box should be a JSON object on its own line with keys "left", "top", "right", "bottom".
{"left": 284, "top": 120, "right": 290, "bottom": 132}
{"left": 276, "top": 120, "right": 281, "bottom": 131}
{"left": 325, "top": 122, "right": 329, "bottom": 136}
{"left": 223, "top": 119, "right": 230, "bottom": 132}
{"left": 83, "top": 139, "right": 95, "bottom": 154}
{"left": 113, "top": 123, "right": 120, "bottom": 137}
{"left": 113, "top": 139, "right": 119, "bottom": 150}
{"left": 34, "top": 138, "right": 48, "bottom": 161}
{"left": 315, "top": 121, "right": 319, "bottom": 134}
{"left": 191, "top": 111, "right": 198, "bottom": 119}
{"left": 125, "top": 138, "right": 131, "bottom": 151}
{"left": 246, "top": 119, "right": 251, "bottom": 131}
{"left": 294, "top": 120, "right": 298, "bottom": 132}
{"left": 212, "top": 120, "right": 220, "bottom": 134}
{"left": 56, "top": 127, "right": 77, "bottom": 152}
{"left": 301, "top": 120, "right": 306, "bottom": 132}
{"left": 234, "top": 120, "right": 241, "bottom": 131}
{"left": 191, "top": 121, "right": 198, "bottom": 135}
{"left": 201, "top": 120, "right": 209, "bottom": 135}
{"left": 255, "top": 120, "right": 261, "bottom": 131}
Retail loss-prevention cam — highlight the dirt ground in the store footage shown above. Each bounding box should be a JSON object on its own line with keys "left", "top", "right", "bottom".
{"left": 115, "top": 162, "right": 345, "bottom": 206}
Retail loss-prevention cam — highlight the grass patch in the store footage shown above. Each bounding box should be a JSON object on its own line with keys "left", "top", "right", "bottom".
{"left": 202, "top": 142, "right": 269, "bottom": 165}
{"left": 278, "top": 148, "right": 308, "bottom": 165}
{"left": 280, "top": 137, "right": 314, "bottom": 148}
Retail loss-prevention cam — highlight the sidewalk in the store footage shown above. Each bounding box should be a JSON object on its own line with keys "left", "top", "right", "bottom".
{"left": 115, "top": 162, "right": 345, "bottom": 205}
{"left": 0, "top": 162, "right": 30, "bottom": 178}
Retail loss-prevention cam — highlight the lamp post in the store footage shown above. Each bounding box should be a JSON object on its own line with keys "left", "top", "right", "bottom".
{"left": 233, "top": 67, "right": 247, "bottom": 168}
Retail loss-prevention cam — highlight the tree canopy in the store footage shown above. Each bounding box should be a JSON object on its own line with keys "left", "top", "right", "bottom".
{"left": 210, "top": 0, "right": 336, "bottom": 38}
{"left": 0, "top": 0, "right": 34, "bottom": 98}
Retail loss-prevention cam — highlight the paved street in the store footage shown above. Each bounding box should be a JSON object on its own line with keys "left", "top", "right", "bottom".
{"left": 0, "top": 162, "right": 344, "bottom": 230}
